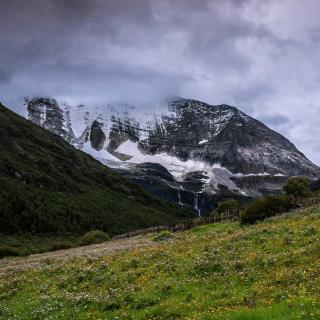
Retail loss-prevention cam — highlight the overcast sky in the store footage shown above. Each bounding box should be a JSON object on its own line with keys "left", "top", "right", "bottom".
{"left": 1, "top": 0, "right": 320, "bottom": 164}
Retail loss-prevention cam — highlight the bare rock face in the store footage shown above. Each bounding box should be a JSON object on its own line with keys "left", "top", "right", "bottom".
{"left": 26, "top": 96, "right": 320, "bottom": 215}
{"left": 114, "top": 162, "right": 252, "bottom": 214}
{"left": 26, "top": 97, "right": 72, "bottom": 141}
{"left": 90, "top": 120, "right": 106, "bottom": 151}
{"left": 106, "top": 115, "right": 140, "bottom": 160}
{"left": 140, "top": 99, "right": 319, "bottom": 177}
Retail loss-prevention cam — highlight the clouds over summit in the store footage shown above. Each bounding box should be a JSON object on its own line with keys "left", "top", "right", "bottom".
{"left": 1, "top": 0, "right": 320, "bottom": 163}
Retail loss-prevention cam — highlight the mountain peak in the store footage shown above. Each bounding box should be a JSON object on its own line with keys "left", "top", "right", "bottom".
{"left": 24, "top": 96, "right": 320, "bottom": 213}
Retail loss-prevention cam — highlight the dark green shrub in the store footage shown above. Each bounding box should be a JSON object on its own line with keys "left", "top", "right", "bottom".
{"left": 79, "top": 230, "right": 110, "bottom": 246}
{"left": 50, "top": 242, "right": 72, "bottom": 251}
{"left": 310, "top": 179, "right": 320, "bottom": 193}
{"left": 152, "top": 230, "right": 172, "bottom": 242}
{"left": 212, "top": 199, "right": 239, "bottom": 216}
{"left": 240, "top": 195, "right": 297, "bottom": 224}
{"left": 283, "top": 177, "right": 311, "bottom": 198}
{"left": 0, "top": 245, "right": 21, "bottom": 258}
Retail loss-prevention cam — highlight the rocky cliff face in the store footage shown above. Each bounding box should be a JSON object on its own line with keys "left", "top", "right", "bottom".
{"left": 25, "top": 97, "right": 320, "bottom": 215}
{"left": 26, "top": 97, "right": 71, "bottom": 140}
{"left": 89, "top": 120, "right": 106, "bottom": 151}
{"left": 140, "top": 99, "right": 317, "bottom": 176}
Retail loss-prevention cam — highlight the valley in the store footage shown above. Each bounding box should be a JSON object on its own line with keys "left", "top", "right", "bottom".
{"left": 1, "top": 2, "right": 320, "bottom": 319}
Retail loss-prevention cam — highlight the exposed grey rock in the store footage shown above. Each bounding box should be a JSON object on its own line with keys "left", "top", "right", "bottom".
{"left": 114, "top": 162, "right": 251, "bottom": 214}
{"left": 26, "top": 97, "right": 71, "bottom": 140}
{"left": 230, "top": 175, "right": 288, "bottom": 198}
{"left": 73, "top": 126, "right": 90, "bottom": 149}
{"left": 140, "top": 99, "right": 319, "bottom": 178}
{"left": 90, "top": 120, "right": 106, "bottom": 151}
{"left": 106, "top": 114, "right": 140, "bottom": 160}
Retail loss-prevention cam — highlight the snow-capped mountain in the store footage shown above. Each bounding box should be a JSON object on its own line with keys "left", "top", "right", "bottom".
{"left": 24, "top": 97, "right": 320, "bottom": 215}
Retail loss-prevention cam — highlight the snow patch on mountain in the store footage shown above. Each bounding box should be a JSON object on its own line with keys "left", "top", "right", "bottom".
{"left": 82, "top": 141, "right": 119, "bottom": 162}
{"left": 116, "top": 140, "right": 213, "bottom": 180}
{"left": 198, "top": 139, "right": 208, "bottom": 145}
{"left": 113, "top": 139, "right": 243, "bottom": 194}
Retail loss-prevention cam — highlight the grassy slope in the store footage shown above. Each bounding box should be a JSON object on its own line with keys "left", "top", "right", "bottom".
{"left": 0, "top": 103, "right": 190, "bottom": 243}
{"left": 1, "top": 205, "right": 320, "bottom": 319}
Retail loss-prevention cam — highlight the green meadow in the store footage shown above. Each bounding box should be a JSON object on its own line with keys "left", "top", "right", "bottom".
{"left": 1, "top": 205, "right": 320, "bottom": 319}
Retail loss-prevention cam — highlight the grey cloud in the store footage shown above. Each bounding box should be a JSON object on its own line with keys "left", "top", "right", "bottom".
{"left": 0, "top": 70, "right": 10, "bottom": 83}
{"left": 0, "top": 0, "right": 320, "bottom": 164}
{"left": 232, "top": 82, "right": 275, "bottom": 107}
{"left": 258, "top": 114, "right": 291, "bottom": 127}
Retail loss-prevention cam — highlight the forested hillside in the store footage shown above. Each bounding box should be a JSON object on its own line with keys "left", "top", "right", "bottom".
{"left": 0, "top": 103, "right": 190, "bottom": 237}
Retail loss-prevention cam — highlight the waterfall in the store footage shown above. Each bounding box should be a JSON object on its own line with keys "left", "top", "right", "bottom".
{"left": 201, "top": 144, "right": 208, "bottom": 160}
{"left": 177, "top": 188, "right": 183, "bottom": 207}
{"left": 194, "top": 192, "right": 201, "bottom": 216}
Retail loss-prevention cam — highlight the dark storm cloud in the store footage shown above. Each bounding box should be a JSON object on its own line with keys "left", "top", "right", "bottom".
{"left": 0, "top": 0, "right": 320, "bottom": 164}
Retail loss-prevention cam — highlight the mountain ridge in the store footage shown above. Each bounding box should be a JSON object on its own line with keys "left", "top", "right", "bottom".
{"left": 23, "top": 97, "right": 320, "bottom": 214}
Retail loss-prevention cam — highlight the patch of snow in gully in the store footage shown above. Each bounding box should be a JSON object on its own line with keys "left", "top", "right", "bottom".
{"left": 115, "top": 140, "right": 219, "bottom": 181}
{"left": 198, "top": 139, "right": 208, "bottom": 145}
{"left": 82, "top": 142, "right": 119, "bottom": 162}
